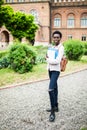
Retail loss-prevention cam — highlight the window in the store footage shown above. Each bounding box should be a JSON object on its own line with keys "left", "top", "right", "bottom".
{"left": 68, "top": 35, "right": 72, "bottom": 39}
{"left": 54, "top": 18, "right": 61, "bottom": 27}
{"left": 17, "top": 0, "right": 25, "bottom": 2}
{"left": 30, "top": 9, "right": 39, "bottom": 23}
{"left": 6, "top": 0, "right": 14, "bottom": 2}
{"left": 54, "top": 14, "right": 61, "bottom": 27}
{"left": 30, "top": 0, "right": 37, "bottom": 1}
{"left": 54, "top": 0, "right": 57, "bottom": 3}
{"left": 67, "top": 14, "right": 75, "bottom": 28}
{"left": 81, "top": 35, "right": 86, "bottom": 41}
{"left": 81, "top": 13, "right": 87, "bottom": 27}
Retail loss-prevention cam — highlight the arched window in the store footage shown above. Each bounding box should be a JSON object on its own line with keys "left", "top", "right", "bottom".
{"left": 30, "top": 9, "right": 39, "bottom": 24}
{"left": 54, "top": 14, "right": 61, "bottom": 27}
{"left": 67, "top": 13, "right": 75, "bottom": 28}
{"left": 81, "top": 13, "right": 87, "bottom": 27}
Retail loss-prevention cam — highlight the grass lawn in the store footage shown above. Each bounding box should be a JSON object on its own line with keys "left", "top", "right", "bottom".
{"left": 0, "top": 55, "right": 87, "bottom": 88}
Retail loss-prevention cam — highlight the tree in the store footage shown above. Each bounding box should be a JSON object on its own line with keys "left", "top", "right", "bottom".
{"left": 5, "top": 12, "right": 38, "bottom": 41}
{"left": 0, "top": 5, "right": 14, "bottom": 27}
{"left": 0, "top": 0, "right": 3, "bottom": 6}
{"left": 26, "top": 22, "right": 38, "bottom": 45}
{"left": 0, "top": 5, "right": 38, "bottom": 42}
{"left": 0, "top": 0, "right": 4, "bottom": 27}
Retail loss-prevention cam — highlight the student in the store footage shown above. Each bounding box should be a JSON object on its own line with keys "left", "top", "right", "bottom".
{"left": 46, "top": 31, "right": 64, "bottom": 122}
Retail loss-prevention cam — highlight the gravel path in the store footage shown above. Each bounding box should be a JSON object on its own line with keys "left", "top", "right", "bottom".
{"left": 0, "top": 69, "right": 87, "bottom": 130}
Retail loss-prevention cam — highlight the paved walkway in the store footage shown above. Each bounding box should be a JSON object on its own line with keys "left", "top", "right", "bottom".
{"left": 0, "top": 69, "right": 87, "bottom": 130}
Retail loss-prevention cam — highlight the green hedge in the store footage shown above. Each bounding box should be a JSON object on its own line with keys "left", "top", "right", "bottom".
{"left": 64, "top": 39, "right": 84, "bottom": 60}
{"left": 83, "top": 42, "right": 87, "bottom": 55}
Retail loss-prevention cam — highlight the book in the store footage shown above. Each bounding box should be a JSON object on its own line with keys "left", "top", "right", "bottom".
{"left": 47, "top": 47, "right": 58, "bottom": 59}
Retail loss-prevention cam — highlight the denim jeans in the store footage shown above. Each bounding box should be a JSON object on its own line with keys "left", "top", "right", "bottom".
{"left": 48, "top": 70, "right": 60, "bottom": 109}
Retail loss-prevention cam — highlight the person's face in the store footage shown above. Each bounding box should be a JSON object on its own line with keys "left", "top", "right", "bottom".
{"left": 52, "top": 33, "right": 61, "bottom": 45}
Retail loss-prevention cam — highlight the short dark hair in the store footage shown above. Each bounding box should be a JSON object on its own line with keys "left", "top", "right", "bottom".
{"left": 52, "top": 31, "right": 62, "bottom": 38}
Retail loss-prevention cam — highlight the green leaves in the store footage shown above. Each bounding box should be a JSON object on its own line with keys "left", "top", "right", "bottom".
{"left": 8, "top": 43, "right": 36, "bottom": 73}
{"left": 0, "top": 5, "right": 38, "bottom": 42}
{"left": 0, "top": 0, "right": 4, "bottom": 6}
{"left": 64, "top": 39, "right": 84, "bottom": 60}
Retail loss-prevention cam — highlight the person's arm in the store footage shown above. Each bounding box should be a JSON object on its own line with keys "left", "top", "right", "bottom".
{"left": 46, "top": 46, "right": 64, "bottom": 65}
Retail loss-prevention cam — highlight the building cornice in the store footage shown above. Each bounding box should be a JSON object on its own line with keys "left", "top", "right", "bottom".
{"left": 51, "top": 1, "right": 87, "bottom": 7}
{"left": 4, "top": 0, "right": 51, "bottom": 5}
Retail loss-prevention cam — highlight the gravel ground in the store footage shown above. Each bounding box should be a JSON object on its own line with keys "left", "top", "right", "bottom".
{"left": 0, "top": 69, "right": 87, "bottom": 130}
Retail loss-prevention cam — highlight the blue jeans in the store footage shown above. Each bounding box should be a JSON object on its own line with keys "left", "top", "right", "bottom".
{"left": 48, "top": 70, "right": 60, "bottom": 109}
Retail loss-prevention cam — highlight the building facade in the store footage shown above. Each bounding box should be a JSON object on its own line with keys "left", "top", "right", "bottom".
{"left": 0, "top": 0, "right": 87, "bottom": 49}
{"left": 51, "top": 0, "right": 87, "bottom": 43}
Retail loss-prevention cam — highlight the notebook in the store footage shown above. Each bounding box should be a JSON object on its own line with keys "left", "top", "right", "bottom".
{"left": 47, "top": 47, "right": 58, "bottom": 59}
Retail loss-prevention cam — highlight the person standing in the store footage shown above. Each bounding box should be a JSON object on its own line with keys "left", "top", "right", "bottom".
{"left": 46, "top": 31, "right": 64, "bottom": 122}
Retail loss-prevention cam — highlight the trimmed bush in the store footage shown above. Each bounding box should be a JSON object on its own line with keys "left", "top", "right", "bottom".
{"left": 83, "top": 42, "right": 87, "bottom": 55}
{"left": 64, "top": 39, "right": 84, "bottom": 60}
{"left": 8, "top": 43, "right": 36, "bottom": 73}
{"left": 0, "top": 56, "right": 10, "bottom": 69}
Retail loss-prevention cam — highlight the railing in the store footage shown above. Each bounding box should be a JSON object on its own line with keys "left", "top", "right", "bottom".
{"left": 4, "top": 0, "right": 87, "bottom": 4}
{"left": 52, "top": 0, "right": 87, "bottom": 6}
{"left": 54, "top": 0, "right": 85, "bottom": 2}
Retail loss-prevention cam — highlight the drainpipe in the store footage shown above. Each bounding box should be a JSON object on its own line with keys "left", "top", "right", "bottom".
{"left": 49, "top": 0, "right": 51, "bottom": 44}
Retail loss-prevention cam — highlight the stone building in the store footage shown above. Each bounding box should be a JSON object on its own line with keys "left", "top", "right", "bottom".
{"left": 0, "top": 0, "right": 87, "bottom": 49}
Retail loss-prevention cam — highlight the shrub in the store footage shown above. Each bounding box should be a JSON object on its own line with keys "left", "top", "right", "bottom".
{"left": 36, "top": 55, "right": 46, "bottom": 63}
{"left": 0, "top": 56, "right": 10, "bottom": 69}
{"left": 64, "top": 39, "right": 84, "bottom": 60}
{"left": 8, "top": 43, "right": 36, "bottom": 73}
{"left": 35, "top": 45, "right": 47, "bottom": 63}
{"left": 83, "top": 42, "right": 87, "bottom": 55}
{"left": 0, "top": 50, "right": 8, "bottom": 58}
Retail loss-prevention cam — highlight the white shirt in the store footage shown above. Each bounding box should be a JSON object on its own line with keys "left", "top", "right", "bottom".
{"left": 46, "top": 43, "right": 64, "bottom": 72}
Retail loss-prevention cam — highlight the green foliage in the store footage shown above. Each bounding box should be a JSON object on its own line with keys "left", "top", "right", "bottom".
{"left": 0, "top": 50, "right": 8, "bottom": 58}
{"left": 8, "top": 43, "right": 36, "bottom": 73}
{"left": 0, "top": 0, "right": 4, "bottom": 6}
{"left": 0, "top": 5, "right": 14, "bottom": 27}
{"left": 0, "top": 5, "right": 38, "bottom": 41}
{"left": 0, "top": 56, "right": 10, "bottom": 69}
{"left": 83, "top": 42, "right": 87, "bottom": 55}
{"left": 64, "top": 39, "right": 84, "bottom": 60}
{"left": 26, "top": 22, "right": 38, "bottom": 42}
{"left": 81, "top": 127, "right": 87, "bottom": 130}
{"left": 6, "top": 12, "right": 36, "bottom": 41}
{"left": 36, "top": 56, "right": 46, "bottom": 63}
{"left": 35, "top": 45, "right": 48, "bottom": 63}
